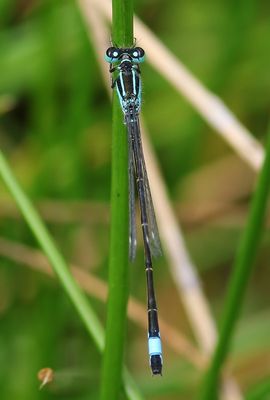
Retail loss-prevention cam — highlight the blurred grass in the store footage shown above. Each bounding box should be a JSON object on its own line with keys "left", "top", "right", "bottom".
{"left": 1, "top": 0, "right": 270, "bottom": 399}
{"left": 201, "top": 127, "right": 270, "bottom": 398}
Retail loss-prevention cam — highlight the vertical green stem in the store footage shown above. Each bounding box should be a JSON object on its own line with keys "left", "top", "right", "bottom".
{"left": 100, "top": 1, "right": 133, "bottom": 400}
{"left": 200, "top": 129, "right": 270, "bottom": 399}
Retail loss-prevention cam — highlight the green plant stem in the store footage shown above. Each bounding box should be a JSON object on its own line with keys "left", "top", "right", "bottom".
{"left": 0, "top": 151, "right": 104, "bottom": 350}
{"left": 112, "top": 0, "right": 133, "bottom": 46}
{"left": 0, "top": 150, "right": 143, "bottom": 400}
{"left": 100, "top": 1, "right": 133, "bottom": 400}
{"left": 200, "top": 130, "right": 270, "bottom": 399}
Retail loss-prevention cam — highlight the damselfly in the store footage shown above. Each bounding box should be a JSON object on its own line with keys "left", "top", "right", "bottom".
{"left": 105, "top": 46, "right": 163, "bottom": 375}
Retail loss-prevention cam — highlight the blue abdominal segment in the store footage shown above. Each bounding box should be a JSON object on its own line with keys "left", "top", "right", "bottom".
{"left": 148, "top": 335, "right": 163, "bottom": 375}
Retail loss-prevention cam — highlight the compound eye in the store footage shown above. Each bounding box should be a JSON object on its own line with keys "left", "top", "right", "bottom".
{"left": 105, "top": 47, "right": 120, "bottom": 62}
{"left": 131, "top": 47, "right": 145, "bottom": 62}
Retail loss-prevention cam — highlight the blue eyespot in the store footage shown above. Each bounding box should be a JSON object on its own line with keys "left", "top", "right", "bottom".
{"left": 105, "top": 47, "right": 120, "bottom": 63}
{"left": 131, "top": 47, "right": 145, "bottom": 63}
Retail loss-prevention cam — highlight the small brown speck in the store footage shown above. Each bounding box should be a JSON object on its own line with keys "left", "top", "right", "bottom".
{"left": 37, "top": 368, "right": 54, "bottom": 390}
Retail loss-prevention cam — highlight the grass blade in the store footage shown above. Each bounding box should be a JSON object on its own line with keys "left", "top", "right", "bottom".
{"left": 0, "top": 151, "right": 104, "bottom": 349}
{"left": 0, "top": 150, "right": 143, "bottom": 400}
{"left": 99, "top": 1, "right": 134, "bottom": 399}
{"left": 200, "top": 128, "right": 270, "bottom": 399}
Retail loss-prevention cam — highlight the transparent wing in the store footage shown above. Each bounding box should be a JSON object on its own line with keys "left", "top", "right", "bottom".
{"left": 128, "top": 130, "right": 137, "bottom": 261}
{"left": 125, "top": 108, "right": 162, "bottom": 259}
{"left": 134, "top": 119, "right": 162, "bottom": 258}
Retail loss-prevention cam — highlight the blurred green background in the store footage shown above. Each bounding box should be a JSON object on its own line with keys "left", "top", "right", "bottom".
{"left": 1, "top": 0, "right": 270, "bottom": 399}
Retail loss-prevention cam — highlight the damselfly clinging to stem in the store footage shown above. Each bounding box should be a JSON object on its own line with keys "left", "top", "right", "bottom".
{"left": 105, "top": 46, "right": 163, "bottom": 375}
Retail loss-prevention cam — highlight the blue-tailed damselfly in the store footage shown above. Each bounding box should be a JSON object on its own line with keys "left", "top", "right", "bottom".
{"left": 105, "top": 46, "right": 163, "bottom": 375}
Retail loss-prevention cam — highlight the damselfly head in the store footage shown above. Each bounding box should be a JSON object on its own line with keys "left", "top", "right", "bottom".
{"left": 105, "top": 47, "right": 145, "bottom": 63}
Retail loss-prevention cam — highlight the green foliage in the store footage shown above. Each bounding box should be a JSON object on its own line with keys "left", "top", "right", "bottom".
{"left": 1, "top": 0, "right": 270, "bottom": 399}
{"left": 200, "top": 129, "right": 270, "bottom": 398}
